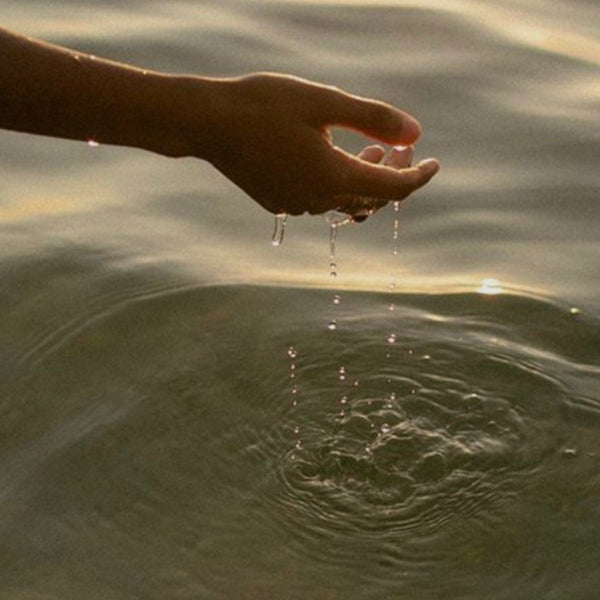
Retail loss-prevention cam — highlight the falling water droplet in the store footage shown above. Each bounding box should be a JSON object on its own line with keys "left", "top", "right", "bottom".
{"left": 287, "top": 346, "right": 297, "bottom": 359}
{"left": 87, "top": 139, "right": 100, "bottom": 148}
{"left": 340, "top": 395, "right": 348, "bottom": 405}
{"left": 328, "top": 320, "right": 337, "bottom": 331}
{"left": 332, "top": 294, "right": 341, "bottom": 305}
{"left": 387, "top": 333, "right": 397, "bottom": 344}
{"left": 271, "top": 213, "right": 288, "bottom": 247}
{"left": 380, "top": 423, "right": 391, "bottom": 434}
{"left": 329, "top": 223, "right": 338, "bottom": 278}
{"left": 338, "top": 366, "right": 347, "bottom": 381}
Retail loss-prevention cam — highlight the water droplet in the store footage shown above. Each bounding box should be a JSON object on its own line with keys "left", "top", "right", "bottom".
{"left": 271, "top": 213, "right": 287, "bottom": 247}
{"left": 423, "top": 354, "right": 431, "bottom": 360}
{"left": 332, "top": 294, "right": 341, "bottom": 305}
{"left": 570, "top": 307, "right": 581, "bottom": 315}
{"left": 327, "top": 320, "right": 337, "bottom": 331}
{"left": 387, "top": 333, "right": 397, "bottom": 344}
{"left": 293, "top": 425, "right": 300, "bottom": 435}
{"left": 287, "top": 346, "right": 297, "bottom": 359}
{"left": 353, "top": 379, "right": 360, "bottom": 388}
{"left": 340, "top": 395, "right": 348, "bottom": 405}
{"left": 389, "top": 303, "right": 395, "bottom": 311}
{"left": 389, "top": 392, "right": 396, "bottom": 401}
{"left": 329, "top": 223, "right": 338, "bottom": 278}
{"left": 295, "top": 440, "right": 302, "bottom": 450}
{"left": 393, "top": 200, "right": 400, "bottom": 212}
{"left": 338, "top": 366, "right": 347, "bottom": 381}
{"left": 87, "top": 139, "right": 100, "bottom": 148}
{"left": 380, "top": 423, "right": 391, "bottom": 434}
{"left": 291, "top": 385, "right": 298, "bottom": 395}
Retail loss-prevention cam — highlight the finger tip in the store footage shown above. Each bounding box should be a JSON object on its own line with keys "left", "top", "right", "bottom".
{"left": 401, "top": 116, "right": 422, "bottom": 144}
{"left": 418, "top": 158, "right": 441, "bottom": 174}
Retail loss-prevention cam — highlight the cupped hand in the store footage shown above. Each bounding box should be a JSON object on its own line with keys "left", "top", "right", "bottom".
{"left": 199, "top": 73, "right": 439, "bottom": 217}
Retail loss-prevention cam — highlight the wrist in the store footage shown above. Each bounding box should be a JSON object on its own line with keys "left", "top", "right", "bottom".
{"left": 141, "top": 73, "right": 231, "bottom": 161}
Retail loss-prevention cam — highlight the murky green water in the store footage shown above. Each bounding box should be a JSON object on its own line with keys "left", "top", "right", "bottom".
{"left": 1, "top": 0, "right": 599, "bottom": 598}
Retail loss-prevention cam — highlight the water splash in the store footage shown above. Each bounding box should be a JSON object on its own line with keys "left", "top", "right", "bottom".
{"left": 271, "top": 214, "right": 288, "bottom": 247}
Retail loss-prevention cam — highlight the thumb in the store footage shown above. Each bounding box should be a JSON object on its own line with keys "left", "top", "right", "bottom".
{"left": 311, "top": 86, "right": 422, "bottom": 146}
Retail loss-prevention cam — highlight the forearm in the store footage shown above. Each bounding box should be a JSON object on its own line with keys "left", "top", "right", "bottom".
{"left": 0, "top": 27, "right": 219, "bottom": 157}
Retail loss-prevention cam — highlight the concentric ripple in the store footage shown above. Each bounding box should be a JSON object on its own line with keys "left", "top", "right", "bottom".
{"left": 4, "top": 273, "right": 600, "bottom": 599}
{"left": 250, "top": 289, "right": 600, "bottom": 575}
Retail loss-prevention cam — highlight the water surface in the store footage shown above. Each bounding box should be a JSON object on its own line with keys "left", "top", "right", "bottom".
{"left": 1, "top": 0, "right": 599, "bottom": 598}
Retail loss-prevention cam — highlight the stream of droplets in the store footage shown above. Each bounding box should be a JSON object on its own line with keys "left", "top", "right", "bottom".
{"left": 386, "top": 200, "right": 401, "bottom": 404}
{"left": 272, "top": 204, "right": 404, "bottom": 458}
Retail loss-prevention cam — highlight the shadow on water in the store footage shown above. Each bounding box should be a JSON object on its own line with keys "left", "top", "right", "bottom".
{"left": 1, "top": 249, "right": 600, "bottom": 599}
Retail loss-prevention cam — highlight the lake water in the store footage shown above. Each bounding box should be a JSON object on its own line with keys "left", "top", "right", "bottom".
{"left": 1, "top": 1, "right": 599, "bottom": 598}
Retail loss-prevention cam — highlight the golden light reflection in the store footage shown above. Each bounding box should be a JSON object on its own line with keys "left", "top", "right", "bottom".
{"left": 477, "top": 278, "right": 503, "bottom": 296}
{"left": 0, "top": 196, "right": 80, "bottom": 223}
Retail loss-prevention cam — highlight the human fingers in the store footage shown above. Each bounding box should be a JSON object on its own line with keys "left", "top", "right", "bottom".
{"left": 331, "top": 156, "right": 439, "bottom": 217}
{"left": 343, "top": 155, "right": 440, "bottom": 201}
{"left": 384, "top": 145, "right": 414, "bottom": 169}
{"left": 357, "top": 144, "right": 386, "bottom": 163}
{"left": 308, "top": 84, "right": 422, "bottom": 146}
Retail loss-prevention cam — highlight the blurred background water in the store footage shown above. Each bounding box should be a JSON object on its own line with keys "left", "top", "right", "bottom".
{"left": 1, "top": 1, "right": 599, "bottom": 598}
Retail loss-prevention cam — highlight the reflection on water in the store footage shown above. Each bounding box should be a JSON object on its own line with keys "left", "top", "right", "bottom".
{"left": 2, "top": 249, "right": 600, "bottom": 598}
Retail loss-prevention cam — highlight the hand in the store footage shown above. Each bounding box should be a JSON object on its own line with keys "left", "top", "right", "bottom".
{"left": 186, "top": 73, "right": 439, "bottom": 217}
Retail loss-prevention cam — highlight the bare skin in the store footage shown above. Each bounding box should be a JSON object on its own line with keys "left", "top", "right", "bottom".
{"left": 0, "top": 26, "right": 439, "bottom": 217}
